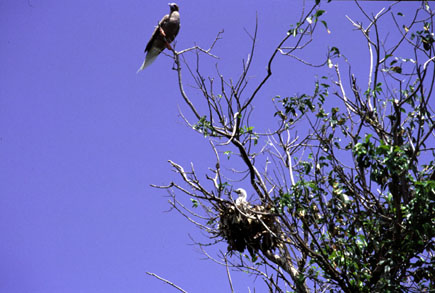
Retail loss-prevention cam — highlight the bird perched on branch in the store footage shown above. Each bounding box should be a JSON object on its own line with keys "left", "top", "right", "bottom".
{"left": 137, "top": 3, "right": 180, "bottom": 72}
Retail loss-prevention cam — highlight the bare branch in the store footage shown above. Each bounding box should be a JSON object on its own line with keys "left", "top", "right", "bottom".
{"left": 146, "top": 272, "right": 188, "bottom": 293}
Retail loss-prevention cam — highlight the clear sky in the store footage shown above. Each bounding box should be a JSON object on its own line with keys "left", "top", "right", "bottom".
{"left": 0, "top": 0, "right": 426, "bottom": 292}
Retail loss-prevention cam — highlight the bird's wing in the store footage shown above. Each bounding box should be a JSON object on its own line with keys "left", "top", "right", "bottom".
{"left": 145, "top": 14, "right": 170, "bottom": 53}
{"left": 160, "top": 11, "right": 180, "bottom": 44}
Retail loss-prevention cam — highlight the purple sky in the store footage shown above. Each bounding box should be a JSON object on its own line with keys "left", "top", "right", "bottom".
{"left": 1, "top": 1, "right": 424, "bottom": 292}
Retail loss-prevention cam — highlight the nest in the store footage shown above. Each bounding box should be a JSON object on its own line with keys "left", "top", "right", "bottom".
{"left": 218, "top": 202, "right": 281, "bottom": 257}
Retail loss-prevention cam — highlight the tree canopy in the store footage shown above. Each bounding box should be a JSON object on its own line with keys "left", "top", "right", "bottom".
{"left": 152, "top": 1, "right": 435, "bottom": 292}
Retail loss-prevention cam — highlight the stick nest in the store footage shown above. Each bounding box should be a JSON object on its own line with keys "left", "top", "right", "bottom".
{"left": 218, "top": 202, "right": 281, "bottom": 257}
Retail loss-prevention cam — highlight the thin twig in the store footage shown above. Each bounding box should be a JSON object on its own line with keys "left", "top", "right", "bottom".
{"left": 146, "top": 272, "right": 188, "bottom": 293}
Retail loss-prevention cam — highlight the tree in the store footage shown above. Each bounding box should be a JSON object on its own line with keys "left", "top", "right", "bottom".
{"left": 152, "top": 1, "right": 435, "bottom": 292}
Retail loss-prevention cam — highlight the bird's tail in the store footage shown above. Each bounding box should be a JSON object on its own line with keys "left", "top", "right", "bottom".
{"left": 137, "top": 60, "right": 147, "bottom": 73}
{"left": 136, "top": 47, "right": 162, "bottom": 73}
{"left": 136, "top": 56, "right": 155, "bottom": 73}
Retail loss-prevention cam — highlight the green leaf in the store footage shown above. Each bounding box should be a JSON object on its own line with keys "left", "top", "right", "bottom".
{"left": 390, "top": 66, "right": 402, "bottom": 74}
{"left": 190, "top": 198, "right": 199, "bottom": 208}
{"left": 330, "top": 46, "right": 340, "bottom": 56}
{"left": 321, "top": 20, "right": 331, "bottom": 34}
{"left": 315, "top": 10, "right": 325, "bottom": 19}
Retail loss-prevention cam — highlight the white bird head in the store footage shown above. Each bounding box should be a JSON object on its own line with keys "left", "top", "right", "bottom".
{"left": 234, "top": 188, "right": 247, "bottom": 200}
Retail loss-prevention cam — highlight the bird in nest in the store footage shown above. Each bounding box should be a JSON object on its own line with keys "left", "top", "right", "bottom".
{"left": 234, "top": 188, "right": 250, "bottom": 209}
